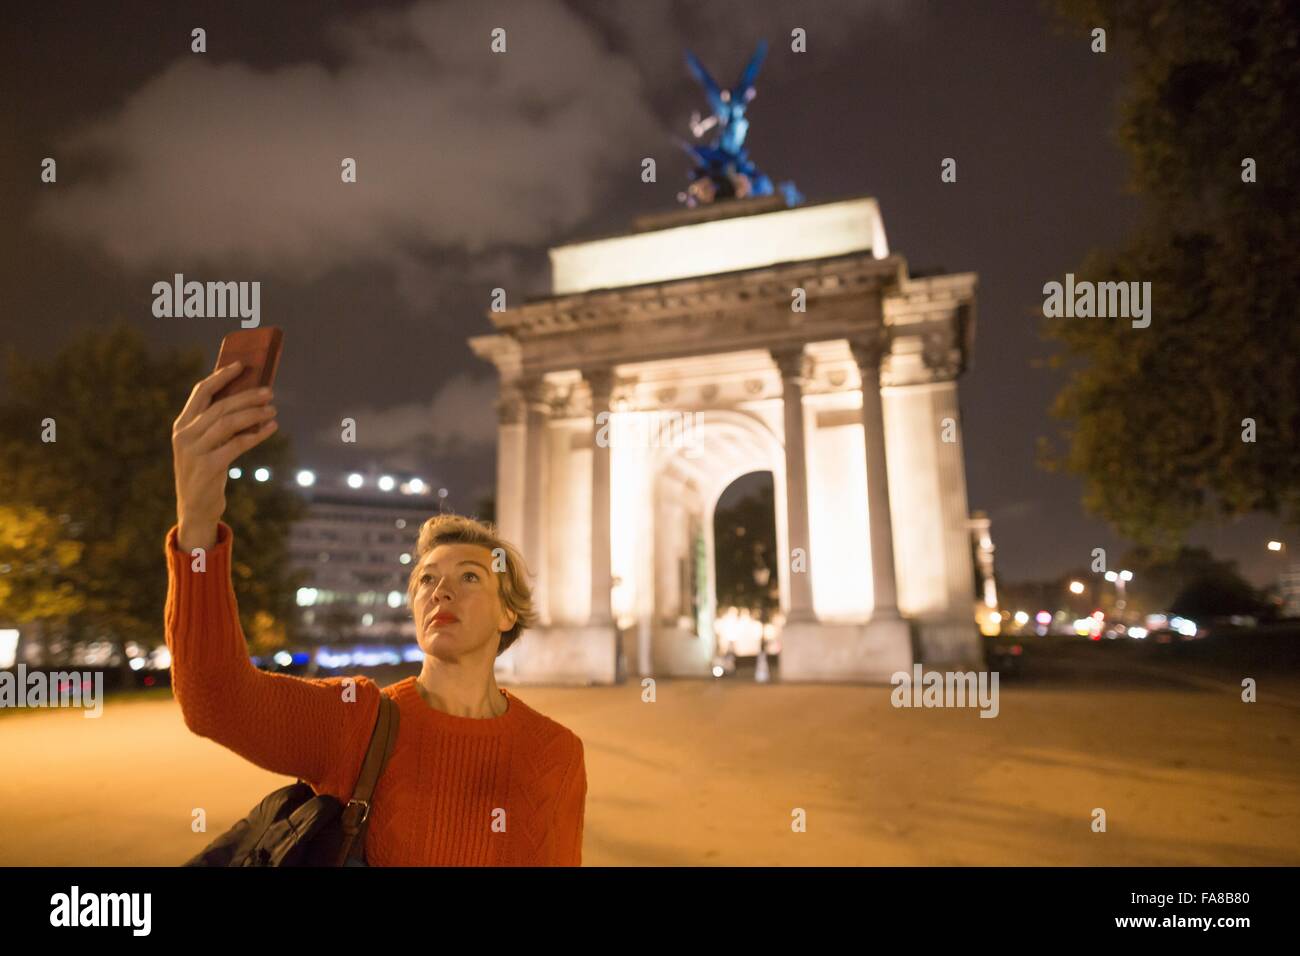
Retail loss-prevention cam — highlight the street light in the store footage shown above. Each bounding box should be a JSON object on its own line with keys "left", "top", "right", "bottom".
{"left": 1266, "top": 541, "right": 1295, "bottom": 617}
{"left": 1068, "top": 580, "right": 1085, "bottom": 595}
{"left": 752, "top": 543, "right": 774, "bottom": 683}
{"left": 1105, "top": 570, "right": 1133, "bottom": 619}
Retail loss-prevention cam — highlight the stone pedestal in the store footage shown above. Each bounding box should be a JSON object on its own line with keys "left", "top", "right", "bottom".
{"left": 649, "top": 623, "right": 715, "bottom": 677}
{"left": 496, "top": 624, "right": 620, "bottom": 685}
{"left": 778, "top": 618, "right": 913, "bottom": 683}
{"left": 916, "top": 618, "right": 986, "bottom": 670}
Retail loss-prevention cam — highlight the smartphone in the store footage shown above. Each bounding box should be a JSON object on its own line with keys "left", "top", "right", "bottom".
{"left": 212, "top": 327, "right": 283, "bottom": 434}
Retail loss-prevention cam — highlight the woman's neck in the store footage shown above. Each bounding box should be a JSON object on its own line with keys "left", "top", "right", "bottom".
{"left": 414, "top": 664, "right": 507, "bottom": 718}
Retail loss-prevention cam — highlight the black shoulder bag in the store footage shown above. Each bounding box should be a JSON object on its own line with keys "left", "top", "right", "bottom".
{"left": 183, "top": 693, "right": 399, "bottom": 867}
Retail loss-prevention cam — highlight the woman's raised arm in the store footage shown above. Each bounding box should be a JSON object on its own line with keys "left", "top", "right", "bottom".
{"left": 163, "top": 521, "right": 380, "bottom": 800}
{"left": 165, "top": 363, "right": 377, "bottom": 800}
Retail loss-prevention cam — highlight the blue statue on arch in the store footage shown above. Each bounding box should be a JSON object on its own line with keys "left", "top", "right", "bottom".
{"left": 677, "top": 39, "right": 802, "bottom": 208}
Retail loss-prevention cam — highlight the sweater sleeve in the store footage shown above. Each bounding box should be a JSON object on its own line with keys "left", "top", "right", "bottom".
{"left": 162, "top": 520, "right": 380, "bottom": 802}
{"left": 550, "top": 735, "right": 587, "bottom": 866}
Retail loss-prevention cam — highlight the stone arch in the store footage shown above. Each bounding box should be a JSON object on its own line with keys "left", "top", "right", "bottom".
{"left": 639, "top": 408, "right": 789, "bottom": 676}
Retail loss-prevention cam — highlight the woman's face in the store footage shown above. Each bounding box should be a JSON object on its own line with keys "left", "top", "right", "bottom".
{"left": 412, "top": 542, "right": 516, "bottom": 661}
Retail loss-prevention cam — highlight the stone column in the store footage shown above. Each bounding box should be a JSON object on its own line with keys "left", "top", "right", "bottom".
{"left": 520, "top": 374, "right": 550, "bottom": 624}
{"left": 584, "top": 367, "right": 615, "bottom": 626}
{"left": 492, "top": 381, "right": 526, "bottom": 548}
{"left": 772, "top": 345, "right": 816, "bottom": 624}
{"left": 970, "top": 512, "right": 998, "bottom": 610}
{"left": 922, "top": 330, "right": 981, "bottom": 665}
{"left": 850, "top": 330, "right": 902, "bottom": 621}
{"left": 929, "top": 375, "right": 975, "bottom": 617}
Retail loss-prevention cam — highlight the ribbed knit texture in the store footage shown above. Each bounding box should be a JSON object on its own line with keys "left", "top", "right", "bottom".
{"left": 163, "top": 520, "right": 585, "bottom": 866}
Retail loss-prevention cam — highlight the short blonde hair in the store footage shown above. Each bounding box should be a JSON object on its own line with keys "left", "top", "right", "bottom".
{"left": 406, "top": 511, "right": 537, "bottom": 656}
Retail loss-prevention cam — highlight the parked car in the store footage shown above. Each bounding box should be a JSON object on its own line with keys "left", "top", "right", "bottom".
{"left": 982, "top": 633, "right": 1023, "bottom": 677}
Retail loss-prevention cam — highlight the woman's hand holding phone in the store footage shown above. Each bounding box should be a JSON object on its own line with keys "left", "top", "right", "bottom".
{"left": 171, "top": 361, "right": 278, "bottom": 552}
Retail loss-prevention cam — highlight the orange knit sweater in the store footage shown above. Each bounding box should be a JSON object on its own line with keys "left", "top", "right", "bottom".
{"left": 162, "top": 520, "right": 586, "bottom": 866}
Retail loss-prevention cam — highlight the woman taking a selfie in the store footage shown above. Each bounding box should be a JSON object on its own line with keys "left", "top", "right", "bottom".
{"left": 164, "top": 360, "right": 587, "bottom": 865}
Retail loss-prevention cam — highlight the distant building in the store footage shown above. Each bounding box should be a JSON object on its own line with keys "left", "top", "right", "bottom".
{"left": 281, "top": 467, "right": 446, "bottom": 645}
{"left": 1280, "top": 561, "right": 1300, "bottom": 618}
{"left": 969, "top": 512, "right": 1000, "bottom": 635}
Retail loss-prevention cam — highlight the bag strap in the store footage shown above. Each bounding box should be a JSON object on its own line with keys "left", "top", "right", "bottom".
{"left": 335, "top": 692, "right": 399, "bottom": 866}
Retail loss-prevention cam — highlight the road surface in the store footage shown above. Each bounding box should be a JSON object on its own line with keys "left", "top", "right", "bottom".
{"left": 1, "top": 639, "right": 1297, "bottom": 865}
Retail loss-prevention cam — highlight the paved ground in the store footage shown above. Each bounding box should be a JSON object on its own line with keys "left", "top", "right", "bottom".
{"left": 1, "top": 638, "right": 1297, "bottom": 865}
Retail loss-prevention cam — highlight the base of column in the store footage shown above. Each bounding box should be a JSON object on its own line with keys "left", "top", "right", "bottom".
{"left": 649, "top": 622, "right": 715, "bottom": 677}
{"left": 777, "top": 617, "right": 914, "bottom": 683}
{"left": 915, "top": 617, "right": 985, "bottom": 670}
{"left": 494, "top": 623, "right": 619, "bottom": 685}
{"left": 784, "top": 606, "right": 817, "bottom": 625}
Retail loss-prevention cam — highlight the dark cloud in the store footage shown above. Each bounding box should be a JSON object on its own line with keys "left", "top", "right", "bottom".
{"left": 321, "top": 370, "right": 498, "bottom": 454}
{"left": 575, "top": 0, "right": 920, "bottom": 89}
{"left": 34, "top": 0, "right": 662, "bottom": 306}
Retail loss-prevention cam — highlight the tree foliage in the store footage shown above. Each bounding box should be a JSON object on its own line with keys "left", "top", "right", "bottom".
{"left": 0, "top": 321, "right": 306, "bottom": 654}
{"left": 1044, "top": 0, "right": 1300, "bottom": 549}
{"left": 713, "top": 477, "right": 779, "bottom": 613}
{"left": 0, "top": 503, "right": 85, "bottom": 622}
{"left": 1121, "top": 544, "right": 1264, "bottom": 617}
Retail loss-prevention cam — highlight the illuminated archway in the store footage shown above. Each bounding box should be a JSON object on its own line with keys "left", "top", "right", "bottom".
{"left": 471, "top": 195, "right": 986, "bottom": 683}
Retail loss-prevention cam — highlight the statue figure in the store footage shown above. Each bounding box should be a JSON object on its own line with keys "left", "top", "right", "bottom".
{"left": 677, "top": 40, "right": 802, "bottom": 208}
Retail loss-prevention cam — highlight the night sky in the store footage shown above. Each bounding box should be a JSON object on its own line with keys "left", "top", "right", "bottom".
{"left": 1, "top": 0, "right": 1288, "bottom": 585}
